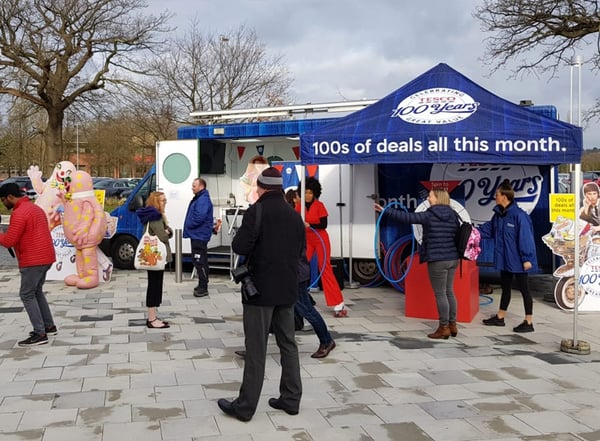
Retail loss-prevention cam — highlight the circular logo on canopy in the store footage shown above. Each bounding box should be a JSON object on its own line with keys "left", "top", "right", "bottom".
{"left": 391, "top": 88, "right": 479, "bottom": 125}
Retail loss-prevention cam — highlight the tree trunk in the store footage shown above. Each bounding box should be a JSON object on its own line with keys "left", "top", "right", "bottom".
{"left": 44, "top": 111, "right": 64, "bottom": 176}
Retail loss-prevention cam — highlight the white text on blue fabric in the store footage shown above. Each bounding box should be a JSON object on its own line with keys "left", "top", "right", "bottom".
{"left": 310, "top": 136, "right": 567, "bottom": 156}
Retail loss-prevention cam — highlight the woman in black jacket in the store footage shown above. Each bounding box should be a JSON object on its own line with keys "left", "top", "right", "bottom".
{"left": 375, "top": 188, "right": 460, "bottom": 339}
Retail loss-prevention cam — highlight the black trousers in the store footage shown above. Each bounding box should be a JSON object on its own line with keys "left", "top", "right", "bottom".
{"left": 190, "top": 239, "right": 209, "bottom": 290}
{"left": 500, "top": 270, "right": 533, "bottom": 315}
{"left": 233, "top": 304, "right": 302, "bottom": 419}
{"left": 146, "top": 270, "right": 164, "bottom": 307}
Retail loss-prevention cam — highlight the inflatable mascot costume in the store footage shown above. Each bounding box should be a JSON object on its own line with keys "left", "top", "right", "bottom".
{"left": 28, "top": 161, "right": 76, "bottom": 230}
{"left": 59, "top": 170, "right": 107, "bottom": 289}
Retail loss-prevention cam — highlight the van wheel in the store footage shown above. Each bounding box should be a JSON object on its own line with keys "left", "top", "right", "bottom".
{"left": 351, "top": 259, "right": 379, "bottom": 285}
{"left": 111, "top": 235, "right": 138, "bottom": 269}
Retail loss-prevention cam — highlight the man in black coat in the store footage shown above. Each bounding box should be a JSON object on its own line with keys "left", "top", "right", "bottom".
{"left": 218, "top": 167, "right": 305, "bottom": 422}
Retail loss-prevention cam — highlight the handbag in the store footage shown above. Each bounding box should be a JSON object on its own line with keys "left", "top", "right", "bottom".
{"left": 134, "top": 223, "right": 167, "bottom": 271}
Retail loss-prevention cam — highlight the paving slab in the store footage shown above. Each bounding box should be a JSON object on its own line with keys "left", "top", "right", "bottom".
{"left": 0, "top": 267, "right": 599, "bottom": 440}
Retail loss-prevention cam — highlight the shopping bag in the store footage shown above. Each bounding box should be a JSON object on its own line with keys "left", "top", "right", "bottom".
{"left": 134, "top": 224, "right": 166, "bottom": 271}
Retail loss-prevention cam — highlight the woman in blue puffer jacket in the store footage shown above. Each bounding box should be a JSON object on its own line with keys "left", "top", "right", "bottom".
{"left": 479, "top": 179, "right": 537, "bottom": 333}
{"left": 375, "top": 188, "right": 460, "bottom": 339}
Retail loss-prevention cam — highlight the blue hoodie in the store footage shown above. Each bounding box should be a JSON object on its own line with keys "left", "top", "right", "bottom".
{"left": 137, "top": 206, "right": 162, "bottom": 225}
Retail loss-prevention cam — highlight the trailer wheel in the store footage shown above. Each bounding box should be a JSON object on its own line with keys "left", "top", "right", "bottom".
{"left": 111, "top": 235, "right": 138, "bottom": 269}
{"left": 351, "top": 259, "right": 379, "bottom": 285}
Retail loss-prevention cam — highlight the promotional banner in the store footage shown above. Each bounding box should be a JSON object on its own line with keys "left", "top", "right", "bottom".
{"left": 300, "top": 64, "right": 583, "bottom": 166}
{"left": 377, "top": 163, "right": 553, "bottom": 272}
{"left": 47, "top": 225, "right": 113, "bottom": 283}
{"left": 544, "top": 181, "right": 600, "bottom": 310}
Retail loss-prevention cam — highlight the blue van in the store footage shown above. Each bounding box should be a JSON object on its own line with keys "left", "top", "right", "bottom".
{"left": 100, "top": 165, "right": 156, "bottom": 268}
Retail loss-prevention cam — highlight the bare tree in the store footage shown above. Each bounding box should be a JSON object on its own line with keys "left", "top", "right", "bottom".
{"left": 146, "top": 22, "right": 293, "bottom": 124}
{"left": 84, "top": 114, "right": 140, "bottom": 177}
{"left": 474, "top": 1, "right": 600, "bottom": 124}
{"left": 0, "top": 0, "right": 172, "bottom": 174}
{"left": 0, "top": 98, "right": 46, "bottom": 175}
{"left": 474, "top": 1, "right": 600, "bottom": 75}
{"left": 118, "top": 79, "right": 179, "bottom": 142}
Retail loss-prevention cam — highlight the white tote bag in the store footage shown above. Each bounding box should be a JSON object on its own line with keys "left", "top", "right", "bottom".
{"left": 134, "top": 224, "right": 167, "bottom": 271}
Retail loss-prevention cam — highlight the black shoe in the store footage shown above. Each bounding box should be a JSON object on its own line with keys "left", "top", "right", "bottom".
{"left": 194, "top": 288, "right": 208, "bottom": 297}
{"left": 268, "top": 398, "right": 299, "bottom": 415}
{"left": 483, "top": 314, "right": 505, "bottom": 326}
{"left": 234, "top": 350, "right": 246, "bottom": 358}
{"left": 18, "top": 334, "right": 48, "bottom": 347}
{"left": 29, "top": 325, "right": 57, "bottom": 337}
{"left": 513, "top": 320, "right": 534, "bottom": 333}
{"left": 217, "top": 398, "right": 251, "bottom": 422}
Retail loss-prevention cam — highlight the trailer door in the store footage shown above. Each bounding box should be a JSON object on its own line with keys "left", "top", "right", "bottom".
{"left": 156, "top": 139, "right": 200, "bottom": 255}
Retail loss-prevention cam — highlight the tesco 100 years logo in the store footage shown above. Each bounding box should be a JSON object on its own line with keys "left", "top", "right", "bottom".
{"left": 391, "top": 88, "right": 479, "bottom": 125}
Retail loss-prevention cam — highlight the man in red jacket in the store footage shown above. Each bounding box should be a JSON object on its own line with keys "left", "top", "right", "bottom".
{"left": 0, "top": 183, "right": 57, "bottom": 346}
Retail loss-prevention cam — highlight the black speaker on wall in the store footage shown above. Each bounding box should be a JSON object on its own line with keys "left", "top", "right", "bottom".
{"left": 199, "top": 140, "right": 226, "bottom": 174}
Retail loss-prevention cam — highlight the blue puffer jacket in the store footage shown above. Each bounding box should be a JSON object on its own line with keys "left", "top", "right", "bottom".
{"left": 383, "top": 204, "right": 459, "bottom": 263}
{"left": 478, "top": 202, "right": 537, "bottom": 273}
{"left": 183, "top": 189, "right": 214, "bottom": 241}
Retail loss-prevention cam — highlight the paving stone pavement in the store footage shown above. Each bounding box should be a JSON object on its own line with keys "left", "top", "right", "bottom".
{"left": 1, "top": 266, "right": 600, "bottom": 441}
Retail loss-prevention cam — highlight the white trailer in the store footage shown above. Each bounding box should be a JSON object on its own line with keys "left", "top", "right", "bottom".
{"left": 155, "top": 137, "right": 378, "bottom": 278}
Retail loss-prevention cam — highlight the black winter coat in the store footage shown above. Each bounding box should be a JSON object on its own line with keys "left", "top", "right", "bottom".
{"left": 383, "top": 204, "right": 459, "bottom": 263}
{"left": 232, "top": 190, "right": 305, "bottom": 306}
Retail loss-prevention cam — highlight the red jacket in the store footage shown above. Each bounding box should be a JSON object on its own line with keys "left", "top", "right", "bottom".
{"left": 0, "top": 197, "right": 55, "bottom": 268}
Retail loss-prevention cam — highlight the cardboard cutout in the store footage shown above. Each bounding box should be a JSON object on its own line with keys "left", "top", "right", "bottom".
{"left": 543, "top": 181, "right": 600, "bottom": 310}
{"left": 239, "top": 155, "right": 269, "bottom": 204}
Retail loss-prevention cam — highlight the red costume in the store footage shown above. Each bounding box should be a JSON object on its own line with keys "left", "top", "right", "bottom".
{"left": 297, "top": 199, "right": 344, "bottom": 307}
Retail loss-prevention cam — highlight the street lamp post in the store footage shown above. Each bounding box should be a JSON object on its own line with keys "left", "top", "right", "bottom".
{"left": 561, "top": 54, "right": 590, "bottom": 355}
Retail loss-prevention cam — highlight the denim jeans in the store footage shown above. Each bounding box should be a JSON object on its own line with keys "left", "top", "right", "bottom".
{"left": 426, "top": 260, "right": 458, "bottom": 325}
{"left": 294, "top": 280, "right": 333, "bottom": 346}
{"left": 19, "top": 264, "right": 55, "bottom": 335}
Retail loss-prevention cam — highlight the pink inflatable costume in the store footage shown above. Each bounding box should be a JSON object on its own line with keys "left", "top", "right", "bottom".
{"left": 60, "top": 170, "right": 107, "bottom": 289}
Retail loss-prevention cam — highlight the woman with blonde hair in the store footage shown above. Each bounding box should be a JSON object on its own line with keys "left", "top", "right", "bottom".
{"left": 375, "top": 188, "right": 460, "bottom": 339}
{"left": 136, "top": 191, "right": 173, "bottom": 329}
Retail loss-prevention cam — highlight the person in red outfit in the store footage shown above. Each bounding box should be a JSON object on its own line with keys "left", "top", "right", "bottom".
{"left": 0, "top": 183, "right": 57, "bottom": 346}
{"left": 296, "top": 177, "right": 347, "bottom": 317}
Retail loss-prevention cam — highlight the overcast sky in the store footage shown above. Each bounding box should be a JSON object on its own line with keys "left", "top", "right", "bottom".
{"left": 152, "top": 0, "right": 600, "bottom": 149}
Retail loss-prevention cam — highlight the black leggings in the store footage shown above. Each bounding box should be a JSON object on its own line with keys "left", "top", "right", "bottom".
{"left": 146, "top": 270, "right": 165, "bottom": 307}
{"left": 499, "top": 270, "right": 532, "bottom": 315}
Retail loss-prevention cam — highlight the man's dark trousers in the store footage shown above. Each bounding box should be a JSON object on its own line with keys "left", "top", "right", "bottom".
{"left": 190, "top": 239, "right": 209, "bottom": 292}
{"left": 233, "top": 304, "right": 302, "bottom": 419}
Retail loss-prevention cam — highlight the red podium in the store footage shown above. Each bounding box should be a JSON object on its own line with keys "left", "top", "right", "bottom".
{"left": 404, "top": 255, "right": 479, "bottom": 323}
